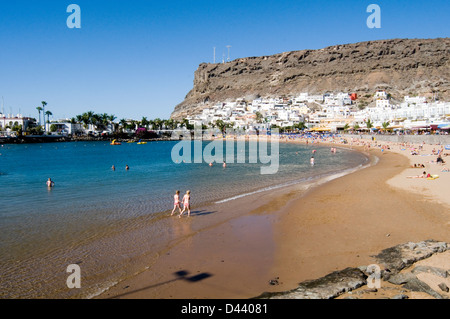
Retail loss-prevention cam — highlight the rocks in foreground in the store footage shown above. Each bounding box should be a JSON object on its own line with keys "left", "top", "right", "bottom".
{"left": 256, "top": 240, "right": 449, "bottom": 299}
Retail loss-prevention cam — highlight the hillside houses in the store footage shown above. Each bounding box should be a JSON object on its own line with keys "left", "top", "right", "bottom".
{"left": 187, "top": 90, "right": 450, "bottom": 133}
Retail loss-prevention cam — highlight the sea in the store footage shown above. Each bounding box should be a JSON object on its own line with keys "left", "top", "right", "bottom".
{"left": 0, "top": 139, "right": 369, "bottom": 298}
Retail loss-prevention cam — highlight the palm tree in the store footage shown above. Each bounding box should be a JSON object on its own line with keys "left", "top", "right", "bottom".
{"left": 91, "top": 113, "right": 101, "bottom": 131}
{"left": 36, "top": 107, "right": 43, "bottom": 126}
{"left": 41, "top": 101, "right": 47, "bottom": 131}
{"left": 343, "top": 123, "right": 350, "bottom": 132}
{"left": 119, "top": 118, "right": 128, "bottom": 132}
{"left": 45, "top": 110, "right": 52, "bottom": 132}
{"left": 165, "top": 119, "right": 175, "bottom": 130}
{"left": 382, "top": 121, "right": 390, "bottom": 131}
{"left": 365, "top": 119, "right": 373, "bottom": 129}
{"left": 181, "top": 118, "right": 193, "bottom": 130}
{"left": 108, "top": 114, "right": 117, "bottom": 133}
{"left": 255, "top": 111, "right": 264, "bottom": 124}
{"left": 141, "top": 117, "right": 150, "bottom": 129}
{"left": 153, "top": 118, "right": 163, "bottom": 130}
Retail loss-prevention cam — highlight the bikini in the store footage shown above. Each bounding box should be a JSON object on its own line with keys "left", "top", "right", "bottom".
{"left": 174, "top": 195, "right": 180, "bottom": 206}
{"left": 183, "top": 195, "right": 190, "bottom": 207}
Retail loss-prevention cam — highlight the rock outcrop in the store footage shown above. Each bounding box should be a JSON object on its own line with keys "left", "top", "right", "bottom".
{"left": 256, "top": 240, "right": 449, "bottom": 299}
{"left": 171, "top": 38, "right": 450, "bottom": 120}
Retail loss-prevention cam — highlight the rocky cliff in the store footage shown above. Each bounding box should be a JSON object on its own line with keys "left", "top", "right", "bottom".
{"left": 171, "top": 38, "right": 450, "bottom": 120}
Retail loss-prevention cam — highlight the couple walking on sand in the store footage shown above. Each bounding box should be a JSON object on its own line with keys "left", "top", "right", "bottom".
{"left": 171, "top": 190, "right": 191, "bottom": 218}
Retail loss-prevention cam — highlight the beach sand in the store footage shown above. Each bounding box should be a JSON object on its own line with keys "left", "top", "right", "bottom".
{"left": 99, "top": 137, "right": 450, "bottom": 299}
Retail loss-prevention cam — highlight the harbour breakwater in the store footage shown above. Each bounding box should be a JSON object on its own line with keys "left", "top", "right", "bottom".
{"left": 0, "top": 135, "right": 173, "bottom": 144}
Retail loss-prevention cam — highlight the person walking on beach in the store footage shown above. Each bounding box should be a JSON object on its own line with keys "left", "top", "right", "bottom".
{"left": 179, "top": 190, "right": 191, "bottom": 218}
{"left": 171, "top": 190, "right": 182, "bottom": 216}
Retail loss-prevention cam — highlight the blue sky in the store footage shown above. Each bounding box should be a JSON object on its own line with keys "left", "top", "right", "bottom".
{"left": 0, "top": 0, "right": 449, "bottom": 121}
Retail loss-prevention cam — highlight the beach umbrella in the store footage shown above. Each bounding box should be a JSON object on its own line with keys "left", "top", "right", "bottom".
{"left": 437, "top": 124, "right": 450, "bottom": 129}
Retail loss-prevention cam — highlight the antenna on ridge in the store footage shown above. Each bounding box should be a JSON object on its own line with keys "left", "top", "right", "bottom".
{"left": 226, "top": 45, "right": 232, "bottom": 62}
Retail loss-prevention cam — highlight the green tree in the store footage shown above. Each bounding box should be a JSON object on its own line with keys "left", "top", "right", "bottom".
{"left": 182, "top": 118, "right": 194, "bottom": 130}
{"left": 44, "top": 110, "right": 52, "bottom": 133}
{"left": 141, "top": 117, "right": 150, "bottom": 129}
{"left": 41, "top": 101, "right": 47, "bottom": 131}
{"left": 215, "top": 120, "right": 227, "bottom": 134}
{"left": 153, "top": 118, "right": 163, "bottom": 130}
{"left": 119, "top": 119, "right": 128, "bottom": 132}
{"left": 255, "top": 112, "right": 264, "bottom": 124}
{"left": 365, "top": 119, "right": 373, "bottom": 129}
{"left": 36, "top": 106, "right": 43, "bottom": 126}
{"left": 382, "top": 121, "right": 390, "bottom": 131}
{"left": 50, "top": 124, "right": 58, "bottom": 132}
{"left": 343, "top": 123, "right": 350, "bottom": 132}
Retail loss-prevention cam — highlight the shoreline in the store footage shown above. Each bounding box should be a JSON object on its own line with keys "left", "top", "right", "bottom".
{"left": 98, "top": 137, "right": 449, "bottom": 299}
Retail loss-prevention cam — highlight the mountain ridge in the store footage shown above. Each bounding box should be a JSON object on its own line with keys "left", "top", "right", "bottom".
{"left": 171, "top": 38, "right": 450, "bottom": 120}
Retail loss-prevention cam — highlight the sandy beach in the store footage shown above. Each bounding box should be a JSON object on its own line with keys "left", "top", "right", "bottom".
{"left": 99, "top": 135, "right": 450, "bottom": 299}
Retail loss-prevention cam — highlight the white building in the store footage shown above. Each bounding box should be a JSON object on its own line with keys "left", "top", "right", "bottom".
{"left": 0, "top": 114, "right": 36, "bottom": 131}
{"left": 404, "top": 96, "right": 427, "bottom": 105}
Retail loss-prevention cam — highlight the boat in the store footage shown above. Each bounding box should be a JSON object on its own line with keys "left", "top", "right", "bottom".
{"left": 137, "top": 139, "right": 147, "bottom": 145}
{"left": 110, "top": 139, "right": 121, "bottom": 145}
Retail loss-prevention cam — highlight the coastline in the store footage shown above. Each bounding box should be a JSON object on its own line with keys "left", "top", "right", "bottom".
{"left": 98, "top": 137, "right": 449, "bottom": 299}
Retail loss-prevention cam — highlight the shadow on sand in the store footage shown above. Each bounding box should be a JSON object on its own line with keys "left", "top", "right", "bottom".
{"left": 189, "top": 210, "right": 217, "bottom": 216}
{"left": 108, "top": 270, "right": 213, "bottom": 299}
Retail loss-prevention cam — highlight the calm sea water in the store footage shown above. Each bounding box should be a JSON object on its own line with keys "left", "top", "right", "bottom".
{"left": 0, "top": 140, "right": 368, "bottom": 298}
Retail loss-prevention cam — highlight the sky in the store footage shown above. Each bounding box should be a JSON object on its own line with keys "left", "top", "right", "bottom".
{"left": 0, "top": 0, "right": 449, "bottom": 121}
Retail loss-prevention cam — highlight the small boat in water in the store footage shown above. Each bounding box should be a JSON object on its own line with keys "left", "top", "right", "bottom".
{"left": 137, "top": 139, "right": 147, "bottom": 145}
{"left": 110, "top": 139, "right": 121, "bottom": 145}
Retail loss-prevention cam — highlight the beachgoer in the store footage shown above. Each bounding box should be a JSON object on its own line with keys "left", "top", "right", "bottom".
{"left": 171, "top": 190, "right": 182, "bottom": 216}
{"left": 223, "top": 161, "right": 227, "bottom": 168}
{"left": 125, "top": 165, "right": 130, "bottom": 170}
{"left": 112, "top": 165, "right": 115, "bottom": 171}
{"left": 441, "top": 167, "right": 449, "bottom": 172}
{"left": 407, "top": 171, "right": 427, "bottom": 179}
{"left": 46, "top": 178, "right": 55, "bottom": 188}
{"left": 179, "top": 191, "right": 191, "bottom": 218}
{"left": 310, "top": 156, "right": 315, "bottom": 166}
{"left": 209, "top": 162, "right": 213, "bottom": 167}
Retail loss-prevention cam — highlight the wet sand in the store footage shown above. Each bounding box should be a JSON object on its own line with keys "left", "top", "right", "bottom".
{"left": 99, "top": 139, "right": 450, "bottom": 299}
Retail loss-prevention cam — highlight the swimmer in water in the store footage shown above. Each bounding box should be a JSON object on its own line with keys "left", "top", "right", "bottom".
{"left": 46, "top": 178, "right": 55, "bottom": 188}
{"left": 310, "top": 156, "right": 315, "bottom": 166}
